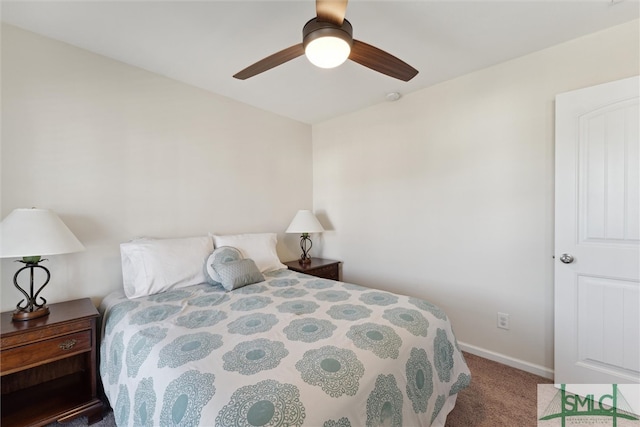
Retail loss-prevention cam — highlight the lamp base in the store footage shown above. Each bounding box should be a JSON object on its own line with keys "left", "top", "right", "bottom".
{"left": 298, "top": 234, "right": 313, "bottom": 266}
{"left": 12, "top": 259, "right": 51, "bottom": 322}
{"left": 12, "top": 306, "right": 50, "bottom": 321}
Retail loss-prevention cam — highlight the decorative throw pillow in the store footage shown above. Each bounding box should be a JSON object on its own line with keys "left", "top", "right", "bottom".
{"left": 205, "top": 246, "right": 243, "bottom": 284}
{"left": 213, "top": 259, "right": 265, "bottom": 291}
{"left": 210, "top": 232, "right": 287, "bottom": 273}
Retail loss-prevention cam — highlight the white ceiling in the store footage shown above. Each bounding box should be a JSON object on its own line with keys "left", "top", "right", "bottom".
{"left": 2, "top": 1, "right": 638, "bottom": 124}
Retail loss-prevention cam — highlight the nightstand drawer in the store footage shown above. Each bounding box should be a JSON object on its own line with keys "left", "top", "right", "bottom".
{"left": 1, "top": 330, "right": 92, "bottom": 375}
{"left": 284, "top": 258, "right": 341, "bottom": 281}
{"left": 0, "top": 319, "right": 92, "bottom": 349}
{"left": 310, "top": 264, "right": 339, "bottom": 280}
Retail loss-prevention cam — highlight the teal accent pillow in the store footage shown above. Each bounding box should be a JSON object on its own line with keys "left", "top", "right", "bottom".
{"left": 213, "top": 259, "right": 265, "bottom": 291}
{"left": 206, "top": 246, "right": 243, "bottom": 285}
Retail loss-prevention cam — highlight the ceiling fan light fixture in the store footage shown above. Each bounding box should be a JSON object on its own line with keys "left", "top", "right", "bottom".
{"left": 305, "top": 37, "right": 351, "bottom": 68}
{"left": 303, "top": 18, "right": 353, "bottom": 69}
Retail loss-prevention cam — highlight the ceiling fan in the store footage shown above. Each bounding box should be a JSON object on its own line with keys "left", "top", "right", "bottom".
{"left": 233, "top": 0, "right": 418, "bottom": 82}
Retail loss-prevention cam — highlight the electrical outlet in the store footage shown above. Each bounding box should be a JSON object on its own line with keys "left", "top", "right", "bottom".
{"left": 497, "top": 312, "right": 510, "bottom": 330}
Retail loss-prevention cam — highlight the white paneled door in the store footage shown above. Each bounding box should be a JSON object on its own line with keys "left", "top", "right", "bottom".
{"left": 555, "top": 76, "right": 640, "bottom": 385}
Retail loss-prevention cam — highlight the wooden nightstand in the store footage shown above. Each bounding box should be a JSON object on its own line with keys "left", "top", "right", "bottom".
{"left": 1, "top": 298, "right": 103, "bottom": 427}
{"left": 284, "top": 258, "right": 341, "bottom": 281}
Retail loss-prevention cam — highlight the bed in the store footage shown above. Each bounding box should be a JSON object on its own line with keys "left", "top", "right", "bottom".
{"left": 99, "top": 234, "right": 470, "bottom": 426}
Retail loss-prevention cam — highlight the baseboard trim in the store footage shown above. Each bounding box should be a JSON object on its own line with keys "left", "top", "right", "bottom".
{"left": 458, "top": 341, "right": 554, "bottom": 380}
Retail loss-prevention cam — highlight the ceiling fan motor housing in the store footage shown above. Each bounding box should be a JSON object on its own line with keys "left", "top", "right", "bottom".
{"left": 302, "top": 18, "right": 354, "bottom": 49}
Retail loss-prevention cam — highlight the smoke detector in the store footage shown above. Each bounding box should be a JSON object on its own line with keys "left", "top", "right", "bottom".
{"left": 385, "top": 92, "right": 401, "bottom": 102}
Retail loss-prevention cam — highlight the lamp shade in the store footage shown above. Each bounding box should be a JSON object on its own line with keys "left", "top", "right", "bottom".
{"left": 0, "top": 208, "right": 85, "bottom": 258}
{"left": 286, "top": 210, "right": 325, "bottom": 234}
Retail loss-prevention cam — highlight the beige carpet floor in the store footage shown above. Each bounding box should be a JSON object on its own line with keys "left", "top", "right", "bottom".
{"left": 50, "top": 351, "right": 552, "bottom": 427}
{"left": 445, "top": 352, "right": 553, "bottom": 426}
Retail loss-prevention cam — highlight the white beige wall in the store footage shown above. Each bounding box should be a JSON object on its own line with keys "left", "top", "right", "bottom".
{"left": 312, "top": 20, "right": 640, "bottom": 375}
{"left": 0, "top": 24, "right": 312, "bottom": 311}
{"left": 3, "top": 19, "right": 639, "bottom": 376}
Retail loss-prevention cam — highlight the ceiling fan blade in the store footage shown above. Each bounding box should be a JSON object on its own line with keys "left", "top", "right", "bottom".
{"left": 349, "top": 40, "right": 418, "bottom": 82}
{"left": 316, "top": 0, "right": 348, "bottom": 25}
{"left": 233, "top": 44, "right": 305, "bottom": 80}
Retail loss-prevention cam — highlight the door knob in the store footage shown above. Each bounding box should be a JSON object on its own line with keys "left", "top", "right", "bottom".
{"left": 559, "top": 253, "right": 574, "bottom": 264}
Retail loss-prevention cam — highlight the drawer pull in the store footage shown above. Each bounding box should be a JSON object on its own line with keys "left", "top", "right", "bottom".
{"left": 59, "top": 339, "right": 77, "bottom": 350}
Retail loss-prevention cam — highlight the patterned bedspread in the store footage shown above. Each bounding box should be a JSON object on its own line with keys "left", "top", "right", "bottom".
{"left": 99, "top": 269, "right": 470, "bottom": 426}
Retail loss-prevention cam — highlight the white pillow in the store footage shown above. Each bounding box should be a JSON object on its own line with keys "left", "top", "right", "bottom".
{"left": 210, "top": 232, "right": 287, "bottom": 273}
{"left": 120, "top": 236, "right": 213, "bottom": 299}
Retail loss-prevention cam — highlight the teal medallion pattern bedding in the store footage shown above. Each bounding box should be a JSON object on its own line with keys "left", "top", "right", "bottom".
{"left": 100, "top": 269, "right": 470, "bottom": 426}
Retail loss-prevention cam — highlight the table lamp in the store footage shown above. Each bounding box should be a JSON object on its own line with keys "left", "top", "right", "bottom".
{"left": 286, "top": 210, "right": 324, "bottom": 265}
{"left": 0, "top": 208, "right": 85, "bottom": 321}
